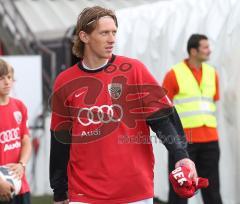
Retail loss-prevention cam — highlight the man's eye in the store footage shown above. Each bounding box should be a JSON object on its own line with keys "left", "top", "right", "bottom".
{"left": 101, "top": 32, "right": 107, "bottom": 35}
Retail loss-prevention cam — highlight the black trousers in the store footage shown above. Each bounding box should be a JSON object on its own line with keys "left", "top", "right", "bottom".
{"left": 0, "top": 192, "right": 31, "bottom": 204}
{"left": 168, "top": 141, "right": 223, "bottom": 204}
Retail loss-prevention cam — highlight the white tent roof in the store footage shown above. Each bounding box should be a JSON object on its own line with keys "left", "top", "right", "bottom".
{"left": 10, "top": 0, "right": 165, "bottom": 40}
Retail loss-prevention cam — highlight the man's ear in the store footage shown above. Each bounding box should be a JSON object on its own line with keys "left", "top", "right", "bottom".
{"left": 79, "top": 31, "right": 89, "bottom": 43}
{"left": 190, "top": 48, "right": 197, "bottom": 57}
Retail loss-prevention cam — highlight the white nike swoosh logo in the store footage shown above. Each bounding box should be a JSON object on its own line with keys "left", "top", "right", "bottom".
{"left": 75, "top": 91, "right": 85, "bottom": 98}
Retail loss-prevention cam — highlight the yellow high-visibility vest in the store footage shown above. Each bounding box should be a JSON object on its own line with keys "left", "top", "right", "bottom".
{"left": 173, "top": 61, "right": 217, "bottom": 128}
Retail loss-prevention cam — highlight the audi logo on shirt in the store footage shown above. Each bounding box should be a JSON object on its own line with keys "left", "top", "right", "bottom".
{"left": 0, "top": 128, "right": 21, "bottom": 152}
{"left": 50, "top": 74, "right": 172, "bottom": 143}
{"left": 0, "top": 128, "right": 20, "bottom": 144}
{"left": 77, "top": 104, "right": 123, "bottom": 126}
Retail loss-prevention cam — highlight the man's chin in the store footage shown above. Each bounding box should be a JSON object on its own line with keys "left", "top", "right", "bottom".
{"left": 103, "top": 52, "right": 113, "bottom": 59}
{"left": 201, "top": 57, "right": 209, "bottom": 62}
{"left": 1, "top": 92, "right": 10, "bottom": 96}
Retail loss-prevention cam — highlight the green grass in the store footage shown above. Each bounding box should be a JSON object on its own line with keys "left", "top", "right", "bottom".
{"left": 31, "top": 196, "right": 52, "bottom": 204}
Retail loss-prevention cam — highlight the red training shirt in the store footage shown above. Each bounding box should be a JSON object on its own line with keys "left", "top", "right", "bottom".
{"left": 0, "top": 97, "right": 30, "bottom": 194}
{"left": 51, "top": 55, "right": 172, "bottom": 203}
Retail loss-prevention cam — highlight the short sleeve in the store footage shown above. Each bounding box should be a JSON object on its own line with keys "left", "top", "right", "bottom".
{"left": 20, "top": 103, "right": 29, "bottom": 137}
{"left": 50, "top": 76, "right": 72, "bottom": 132}
{"left": 134, "top": 59, "right": 173, "bottom": 116}
{"left": 162, "top": 69, "right": 179, "bottom": 101}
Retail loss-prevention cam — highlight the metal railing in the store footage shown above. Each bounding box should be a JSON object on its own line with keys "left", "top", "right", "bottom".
{"left": 0, "top": 0, "right": 57, "bottom": 110}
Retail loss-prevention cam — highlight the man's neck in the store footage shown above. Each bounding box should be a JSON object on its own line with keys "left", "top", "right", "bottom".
{"left": 82, "top": 56, "right": 109, "bottom": 69}
{"left": 187, "top": 58, "right": 202, "bottom": 69}
{"left": 0, "top": 95, "right": 9, "bottom": 105}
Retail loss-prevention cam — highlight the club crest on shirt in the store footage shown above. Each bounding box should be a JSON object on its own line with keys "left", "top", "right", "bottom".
{"left": 108, "top": 83, "right": 122, "bottom": 99}
{"left": 13, "top": 111, "right": 22, "bottom": 124}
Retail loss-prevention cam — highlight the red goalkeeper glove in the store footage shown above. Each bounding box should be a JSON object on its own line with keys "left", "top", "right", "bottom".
{"left": 169, "top": 166, "right": 209, "bottom": 198}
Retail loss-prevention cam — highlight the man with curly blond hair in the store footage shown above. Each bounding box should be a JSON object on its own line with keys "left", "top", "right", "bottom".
{"left": 50, "top": 6, "right": 197, "bottom": 204}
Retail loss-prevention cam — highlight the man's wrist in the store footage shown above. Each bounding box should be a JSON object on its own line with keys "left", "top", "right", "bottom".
{"left": 175, "top": 158, "right": 194, "bottom": 168}
{"left": 18, "top": 161, "right": 26, "bottom": 170}
{"left": 174, "top": 149, "right": 189, "bottom": 164}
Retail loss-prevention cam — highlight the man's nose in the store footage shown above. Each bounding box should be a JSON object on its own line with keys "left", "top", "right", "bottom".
{"left": 108, "top": 32, "right": 116, "bottom": 43}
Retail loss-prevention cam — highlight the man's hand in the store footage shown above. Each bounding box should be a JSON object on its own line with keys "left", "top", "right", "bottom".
{"left": 6, "top": 163, "right": 24, "bottom": 180}
{"left": 54, "top": 200, "right": 69, "bottom": 204}
{"left": 169, "top": 165, "right": 209, "bottom": 198}
{"left": 0, "top": 179, "right": 14, "bottom": 202}
{"left": 175, "top": 158, "right": 197, "bottom": 180}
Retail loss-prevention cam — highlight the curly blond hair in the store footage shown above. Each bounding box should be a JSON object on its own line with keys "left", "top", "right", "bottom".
{"left": 72, "top": 6, "right": 118, "bottom": 59}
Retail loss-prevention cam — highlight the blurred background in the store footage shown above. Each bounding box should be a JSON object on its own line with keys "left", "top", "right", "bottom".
{"left": 0, "top": 0, "right": 240, "bottom": 203}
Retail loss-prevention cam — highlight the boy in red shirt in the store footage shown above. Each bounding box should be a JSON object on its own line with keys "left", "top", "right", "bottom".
{"left": 0, "top": 59, "right": 31, "bottom": 204}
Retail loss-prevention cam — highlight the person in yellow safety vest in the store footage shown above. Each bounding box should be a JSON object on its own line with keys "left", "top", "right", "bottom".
{"left": 163, "top": 34, "right": 223, "bottom": 204}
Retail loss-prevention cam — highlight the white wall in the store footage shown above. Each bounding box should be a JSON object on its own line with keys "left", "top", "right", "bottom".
{"left": 0, "top": 56, "right": 42, "bottom": 128}
{"left": 115, "top": 0, "right": 240, "bottom": 203}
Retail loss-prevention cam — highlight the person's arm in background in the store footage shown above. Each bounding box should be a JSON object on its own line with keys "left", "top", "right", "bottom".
{"left": 213, "top": 71, "right": 220, "bottom": 124}
{"left": 19, "top": 135, "right": 32, "bottom": 168}
{"left": 214, "top": 71, "right": 220, "bottom": 101}
{"left": 162, "top": 69, "right": 179, "bottom": 102}
{"left": 7, "top": 135, "right": 32, "bottom": 180}
{"left": 7, "top": 104, "right": 32, "bottom": 180}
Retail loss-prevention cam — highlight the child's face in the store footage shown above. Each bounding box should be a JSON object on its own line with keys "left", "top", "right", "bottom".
{"left": 0, "top": 72, "right": 14, "bottom": 97}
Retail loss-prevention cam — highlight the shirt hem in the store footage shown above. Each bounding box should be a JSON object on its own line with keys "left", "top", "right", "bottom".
{"left": 70, "top": 192, "right": 154, "bottom": 203}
